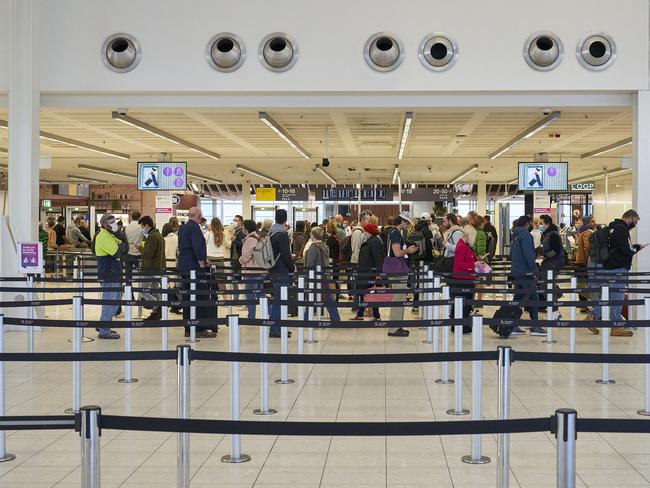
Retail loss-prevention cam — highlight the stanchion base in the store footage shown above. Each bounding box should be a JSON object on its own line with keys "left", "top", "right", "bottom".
{"left": 118, "top": 378, "right": 139, "bottom": 384}
{"left": 435, "top": 379, "right": 454, "bottom": 384}
{"left": 185, "top": 338, "right": 200, "bottom": 343}
{"left": 67, "top": 336, "right": 95, "bottom": 343}
{"left": 63, "top": 408, "right": 78, "bottom": 414}
{"left": 637, "top": 409, "right": 650, "bottom": 416}
{"left": 595, "top": 379, "right": 616, "bottom": 385}
{"left": 446, "top": 408, "right": 470, "bottom": 416}
{"left": 0, "top": 454, "right": 16, "bottom": 463}
{"left": 274, "top": 379, "right": 295, "bottom": 384}
{"left": 461, "top": 455, "right": 491, "bottom": 464}
{"left": 304, "top": 340, "right": 319, "bottom": 344}
{"left": 253, "top": 408, "right": 278, "bottom": 416}
{"left": 542, "top": 339, "right": 557, "bottom": 344}
{"left": 221, "top": 453, "right": 251, "bottom": 463}
{"left": 422, "top": 340, "right": 433, "bottom": 344}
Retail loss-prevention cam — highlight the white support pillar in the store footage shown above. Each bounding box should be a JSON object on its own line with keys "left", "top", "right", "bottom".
{"left": 8, "top": 0, "right": 40, "bottom": 245}
{"left": 242, "top": 178, "right": 252, "bottom": 220}
{"left": 476, "top": 181, "right": 487, "bottom": 216}
{"left": 633, "top": 91, "right": 650, "bottom": 274}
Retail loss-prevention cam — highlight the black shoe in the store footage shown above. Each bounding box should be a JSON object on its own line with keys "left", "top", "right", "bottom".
{"left": 388, "top": 328, "right": 410, "bottom": 337}
{"left": 144, "top": 312, "right": 161, "bottom": 321}
{"left": 98, "top": 330, "right": 120, "bottom": 339}
{"left": 269, "top": 331, "right": 293, "bottom": 338}
{"left": 198, "top": 330, "right": 217, "bottom": 338}
{"left": 170, "top": 308, "right": 182, "bottom": 315}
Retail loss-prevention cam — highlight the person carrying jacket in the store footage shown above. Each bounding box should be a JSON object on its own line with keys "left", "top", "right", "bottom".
{"left": 353, "top": 223, "right": 385, "bottom": 321}
{"left": 138, "top": 216, "right": 165, "bottom": 321}
{"left": 304, "top": 227, "right": 340, "bottom": 322}
{"left": 268, "top": 209, "right": 295, "bottom": 337}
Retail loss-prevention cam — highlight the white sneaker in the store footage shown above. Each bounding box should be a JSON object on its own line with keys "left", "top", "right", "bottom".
{"left": 551, "top": 311, "right": 562, "bottom": 321}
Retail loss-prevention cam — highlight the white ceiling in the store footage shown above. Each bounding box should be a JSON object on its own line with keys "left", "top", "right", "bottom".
{"left": 0, "top": 106, "right": 633, "bottom": 185}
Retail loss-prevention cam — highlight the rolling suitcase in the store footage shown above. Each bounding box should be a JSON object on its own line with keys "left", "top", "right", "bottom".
{"left": 490, "top": 305, "right": 523, "bottom": 339}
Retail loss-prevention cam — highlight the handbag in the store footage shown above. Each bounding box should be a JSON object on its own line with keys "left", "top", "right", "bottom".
{"left": 381, "top": 234, "right": 409, "bottom": 275}
{"left": 433, "top": 255, "right": 454, "bottom": 273}
{"left": 475, "top": 261, "right": 492, "bottom": 274}
{"left": 364, "top": 285, "right": 393, "bottom": 303}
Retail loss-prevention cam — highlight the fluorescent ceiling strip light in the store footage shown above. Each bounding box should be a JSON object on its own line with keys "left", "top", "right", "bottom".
{"left": 67, "top": 174, "right": 108, "bottom": 183}
{"left": 450, "top": 164, "right": 479, "bottom": 184}
{"left": 187, "top": 172, "right": 223, "bottom": 185}
{"left": 77, "top": 164, "right": 137, "bottom": 180}
{"left": 392, "top": 165, "right": 399, "bottom": 185}
{"left": 112, "top": 112, "right": 221, "bottom": 160}
{"left": 507, "top": 178, "right": 518, "bottom": 185}
{"left": 258, "top": 112, "right": 311, "bottom": 159}
{"left": 569, "top": 168, "right": 631, "bottom": 183}
{"left": 580, "top": 137, "right": 633, "bottom": 159}
{"left": 235, "top": 164, "right": 279, "bottom": 185}
{"left": 191, "top": 183, "right": 200, "bottom": 192}
{"left": 489, "top": 111, "right": 561, "bottom": 159}
{"left": 315, "top": 164, "right": 337, "bottom": 185}
{"left": 0, "top": 147, "right": 6, "bottom": 154}
{"left": 397, "top": 112, "right": 413, "bottom": 160}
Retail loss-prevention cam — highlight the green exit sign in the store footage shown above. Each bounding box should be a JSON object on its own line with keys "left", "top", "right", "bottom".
{"left": 42, "top": 200, "right": 52, "bottom": 208}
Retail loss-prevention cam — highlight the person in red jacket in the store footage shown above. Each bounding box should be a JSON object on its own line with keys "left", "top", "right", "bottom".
{"left": 451, "top": 232, "right": 478, "bottom": 330}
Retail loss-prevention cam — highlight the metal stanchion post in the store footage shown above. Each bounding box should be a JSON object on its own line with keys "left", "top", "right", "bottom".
{"left": 65, "top": 297, "right": 83, "bottom": 414}
{"left": 297, "top": 275, "right": 305, "bottom": 354}
{"left": 555, "top": 408, "right": 577, "bottom": 488}
{"left": 186, "top": 269, "right": 199, "bottom": 343}
{"left": 80, "top": 405, "right": 101, "bottom": 488}
{"left": 254, "top": 297, "right": 276, "bottom": 415}
{"left": 432, "top": 276, "right": 441, "bottom": 353}
{"left": 462, "top": 315, "right": 490, "bottom": 464}
{"left": 177, "top": 345, "right": 191, "bottom": 488}
{"left": 161, "top": 277, "right": 169, "bottom": 350}
{"left": 306, "top": 270, "right": 318, "bottom": 344}
{"left": 569, "top": 277, "right": 577, "bottom": 354}
{"left": 436, "top": 286, "right": 453, "bottom": 384}
{"left": 447, "top": 296, "right": 469, "bottom": 415}
{"left": 497, "top": 345, "right": 512, "bottom": 488}
{"left": 221, "top": 315, "right": 251, "bottom": 463}
{"left": 275, "top": 286, "right": 294, "bottom": 384}
{"left": 423, "top": 269, "right": 433, "bottom": 344}
{"left": 68, "top": 269, "right": 94, "bottom": 344}
{"left": 315, "top": 265, "right": 322, "bottom": 333}
{"left": 544, "top": 269, "right": 557, "bottom": 344}
{"left": 596, "top": 286, "right": 614, "bottom": 384}
{"left": 638, "top": 297, "right": 650, "bottom": 416}
{"left": 118, "top": 285, "right": 138, "bottom": 384}
{"left": 0, "top": 316, "right": 15, "bottom": 462}
{"left": 26, "top": 275, "right": 34, "bottom": 352}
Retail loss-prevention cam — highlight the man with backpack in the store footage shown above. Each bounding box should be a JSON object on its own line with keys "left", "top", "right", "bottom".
{"left": 268, "top": 209, "right": 295, "bottom": 338}
{"left": 586, "top": 210, "right": 645, "bottom": 336}
{"left": 239, "top": 219, "right": 262, "bottom": 320}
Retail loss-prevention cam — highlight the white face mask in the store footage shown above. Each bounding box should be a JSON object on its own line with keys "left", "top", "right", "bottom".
{"left": 110, "top": 222, "right": 118, "bottom": 232}
{"left": 142, "top": 227, "right": 149, "bottom": 237}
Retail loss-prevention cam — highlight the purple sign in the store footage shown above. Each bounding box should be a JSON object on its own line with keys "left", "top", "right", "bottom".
{"left": 19, "top": 242, "right": 41, "bottom": 273}
{"left": 163, "top": 166, "right": 173, "bottom": 177}
{"left": 174, "top": 166, "right": 184, "bottom": 176}
{"left": 174, "top": 178, "right": 184, "bottom": 188}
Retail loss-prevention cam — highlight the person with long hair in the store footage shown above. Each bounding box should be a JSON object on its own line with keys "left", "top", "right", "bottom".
{"left": 205, "top": 217, "right": 231, "bottom": 265}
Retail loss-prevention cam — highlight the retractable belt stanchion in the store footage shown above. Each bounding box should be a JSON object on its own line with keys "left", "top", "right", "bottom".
{"left": 306, "top": 270, "right": 317, "bottom": 344}
{"left": 161, "top": 277, "right": 169, "bottom": 351}
{"left": 555, "top": 409, "right": 577, "bottom": 488}
{"left": 569, "top": 277, "right": 577, "bottom": 354}
{"left": 297, "top": 275, "right": 305, "bottom": 354}
{"left": 118, "top": 285, "right": 137, "bottom": 384}
{"left": 254, "top": 297, "right": 276, "bottom": 416}
{"left": 80, "top": 406, "right": 101, "bottom": 488}
{"left": 436, "top": 286, "right": 453, "bottom": 385}
{"left": 0, "top": 316, "right": 15, "bottom": 463}
{"left": 638, "top": 297, "right": 650, "bottom": 416}
{"left": 221, "top": 315, "right": 251, "bottom": 463}
{"left": 432, "top": 276, "right": 441, "bottom": 353}
{"left": 544, "top": 269, "right": 557, "bottom": 344}
{"left": 423, "top": 269, "right": 433, "bottom": 344}
{"left": 186, "top": 269, "right": 198, "bottom": 343}
{"left": 69, "top": 264, "right": 93, "bottom": 344}
{"left": 275, "top": 286, "right": 294, "bottom": 384}
{"left": 315, "top": 265, "right": 323, "bottom": 331}
{"left": 26, "top": 274, "right": 34, "bottom": 353}
{"left": 497, "top": 345, "right": 512, "bottom": 488}
{"left": 177, "top": 344, "right": 191, "bottom": 488}
{"left": 65, "top": 296, "right": 83, "bottom": 414}
{"left": 462, "top": 314, "right": 490, "bottom": 464}
{"left": 596, "top": 286, "right": 614, "bottom": 384}
{"left": 447, "top": 296, "right": 469, "bottom": 415}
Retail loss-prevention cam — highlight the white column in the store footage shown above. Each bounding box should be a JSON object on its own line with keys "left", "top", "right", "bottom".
{"left": 242, "top": 178, "right": 252, "bottom": 220}
{"left": 633, "top": 91, "right": 650, "bottom": 274}
{"left": 476, "top": 181, "right": 487, "bottom": 216}
{"left": 8, "top": 0, "right": 40, "bottom": 244}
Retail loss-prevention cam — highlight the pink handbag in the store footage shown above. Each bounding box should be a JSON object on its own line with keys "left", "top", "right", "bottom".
{"left": 364, "top": 285, "right": 393, "bottom": 303}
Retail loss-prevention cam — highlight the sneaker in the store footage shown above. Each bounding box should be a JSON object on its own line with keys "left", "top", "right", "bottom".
{"left": 583, "top": 312, "right": 599, "bottom": 321}
{"left": 550, "top": 311, "right": 562, "bottom": 321}
{"left": 588, "top": 327, "right": 600, "bottom": 335}
{"left": 510, "top": 326, "right": 526, "bottom": 336}
{"left": 198, "top": 330, "right": 217, "bottom": 338}
{"left": 98, "top": 331, "right": 120, "bottom": 339}
{"left": 388, "top": 328, "right": 410, "bottom": 337}
{"left": 529, "top": 326, "right": 547, "bottom": 336}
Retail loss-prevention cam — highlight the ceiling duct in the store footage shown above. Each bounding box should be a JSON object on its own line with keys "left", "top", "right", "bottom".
{"left": 576, "top": 33, "right": 616, "bottom": 70}
{"left": 101, "top": 33, "right": 141, "bottom": 73}
{"left": 259, "top": 33, "right": 298, "bottom": 72}
{"left": 523, "top": 32, "right": 563, "bottom": 71}
{"left": 206, "top": 33, "right": 245, "bottom": 72}
{"left": 419, "top": 33, "right": 459, "bottom": 71}
{"left": 364, "top": 32, "right": 404, "bottom": 72}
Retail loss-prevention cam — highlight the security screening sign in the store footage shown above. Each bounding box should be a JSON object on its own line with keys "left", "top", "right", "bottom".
{"left": 18, "top": 242, "right": 43, "bottom": 274}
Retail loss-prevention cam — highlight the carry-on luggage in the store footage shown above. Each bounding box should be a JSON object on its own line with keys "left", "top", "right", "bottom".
{"left": 490, "top": 305, "right": 523, "bottom": 339}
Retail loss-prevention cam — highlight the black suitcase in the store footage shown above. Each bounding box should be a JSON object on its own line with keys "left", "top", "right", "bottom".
{"left": 490, "top": 305, "right": 523, "bottom": 339}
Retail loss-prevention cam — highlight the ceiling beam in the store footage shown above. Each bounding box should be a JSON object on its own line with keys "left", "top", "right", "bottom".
{"left": 185, "top": 110, "right": 266, "bottom": 157}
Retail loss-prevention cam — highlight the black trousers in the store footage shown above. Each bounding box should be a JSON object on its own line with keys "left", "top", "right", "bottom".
{"left": 181, "top": 270, "right": 217, "bottom": 334}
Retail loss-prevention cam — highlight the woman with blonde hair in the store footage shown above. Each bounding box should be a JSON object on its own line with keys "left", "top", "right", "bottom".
{"left": 205, "top": 217, "right": 231, "bottom": 265}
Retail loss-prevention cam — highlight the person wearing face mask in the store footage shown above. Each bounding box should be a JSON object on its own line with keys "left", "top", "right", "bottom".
{"left": 589, "top": 210, "right": 646, "bottom": 336}
{"left": 94, "top": 214, "right": 129, "bottom": 339}
{"left": 138, "top": 216, "right": 165, "bottom": 321}
{"left": 539, "top": 214, "right": 565, "bottom": 321}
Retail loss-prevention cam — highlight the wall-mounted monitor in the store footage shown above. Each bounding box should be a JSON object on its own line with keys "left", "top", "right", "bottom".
{"left": 137, "top": 162, "right": 187, "bottom": 191}
{"left": 518, "top": 162, "right": 568, "bottom": 191}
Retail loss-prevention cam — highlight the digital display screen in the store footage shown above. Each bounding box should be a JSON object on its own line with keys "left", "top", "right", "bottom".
{"left": 518, "top": 162, "right": 568, "bottom": 191}
{"left": 137, "top": 162, "right": 187, "bottom": 191}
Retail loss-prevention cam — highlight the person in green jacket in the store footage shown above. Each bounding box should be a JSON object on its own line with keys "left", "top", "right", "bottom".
{"left": 472, "top": 215, "right": 488, "bottom": 258}
{"left": 138, "top": 216, "right": 166, "bottom": 321}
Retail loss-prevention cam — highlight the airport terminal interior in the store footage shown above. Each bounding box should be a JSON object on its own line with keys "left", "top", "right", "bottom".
{"left": 2, "top": 0, "right": 650, "bottom": 487}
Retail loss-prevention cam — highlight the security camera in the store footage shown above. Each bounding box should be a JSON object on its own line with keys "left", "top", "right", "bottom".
{"left": 542, "top": 108, "right": 552, "bottom": 116}
{"left": 322, "top": 157, "right": 330, "bottom": 167}
{"left": 116, "top": 108, "right": 128, "bottom": 116}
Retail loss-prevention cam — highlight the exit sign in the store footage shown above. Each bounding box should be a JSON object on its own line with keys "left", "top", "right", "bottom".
{"left": 41, "top": 200, "right": 52, "bottom": 208}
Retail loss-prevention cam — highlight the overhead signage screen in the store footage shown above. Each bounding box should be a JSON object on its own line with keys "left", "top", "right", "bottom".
{"left": 137, "top": 162, "right": 187, "bottom": 191}
{"left": 401, "top": 187, "right": 454, "bottom": 202}
{"left": 315, "top": 187, "right": 393, "bottom": 201}
{"left": 518, "top": 162, "right": 568, "bottom": 191}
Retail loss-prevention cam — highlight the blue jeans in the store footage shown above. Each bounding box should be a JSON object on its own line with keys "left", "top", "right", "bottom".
{"left": 269, "top": 273, "right": 291, "bottom": 334}
{"left": 514, "top": 276, "right": 538, "bottom": 321}
{"left": 99, "top": 282, "right": 120, "bottom": 335}
{"left": 322, "top": 288, "right": 340, "bottom": 321}
{"left": 244, "top": 281, "right": 259, "bottom": 320}
{"left": 592, "top": 268, "right": 627, "bottom": 321}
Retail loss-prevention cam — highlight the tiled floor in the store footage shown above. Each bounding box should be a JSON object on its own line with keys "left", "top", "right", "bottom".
{"left": 1, "top": 288, "right": 650, "bottom": 487}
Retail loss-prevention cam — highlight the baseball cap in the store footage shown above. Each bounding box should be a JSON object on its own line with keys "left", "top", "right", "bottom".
{"left": 399, "top": 211, "right": 412, "bottom": 221}
{"left": 420, "top": 212, "right": 431, "bottom": 221}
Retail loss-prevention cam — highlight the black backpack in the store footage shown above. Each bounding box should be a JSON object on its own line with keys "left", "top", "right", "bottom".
{"left": 589, "top": 226, "right": 611, "bottom": 264}
{"left": 341, "top": 234, "right": 354, "bottom": 262}
{"left": 406, "top": 230, "right": 427, "bottom": 259}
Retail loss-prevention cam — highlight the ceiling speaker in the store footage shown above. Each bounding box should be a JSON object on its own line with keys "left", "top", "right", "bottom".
{"left": 207, "top": 33, "right": 245, "bottom": 72}
{"left": 101, "top": 33, "right": 141, "bottom": 73}
{"left": 364, "top": 32, "right": 404, "bottom": 72}
{"left": 259, "top": 33, "right": 298, "bottom": 72}
{"left": 523, "top": 32, "right": 563, "bottom": 71}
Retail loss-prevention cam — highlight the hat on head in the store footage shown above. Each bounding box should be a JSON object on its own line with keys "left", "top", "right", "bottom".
{"left": 420, "top": 212, "right": 431, "bottom": 221}
{"left": 100, "top": 214, "right": 115, "bottom": 226}
{"left": 399, "top": 211, "right": 412, "bottom": 222}
{"left": 363, "top": 223, "right": 379, "bottom": 235}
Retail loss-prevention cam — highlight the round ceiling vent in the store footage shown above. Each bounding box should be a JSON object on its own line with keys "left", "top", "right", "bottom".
{"left": 523, "top": 32, "right": 563, "bottom": 71}
{"left": 419, "top": 33, "right": 459, "bottom": 71}
{"left": 206, "top": 33, "right": 245, "bottom": 72}
{"left": 364, "top": 32, "right": 404, "bottom": 72}
{"left": 577, "top": 33, "right": 616, "bottom": 71}
{"left": 101, "top": 33, "right": 141, "bottom": 73}
{"left": 259, "top": 33, "right": 298, "bottom": 72}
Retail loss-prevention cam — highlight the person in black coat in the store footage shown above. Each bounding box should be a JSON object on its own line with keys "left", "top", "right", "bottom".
{"left": 352, "top": 223, "right": 385, "bottom": 321}
{"left": 268, "top": 209, "right": 295, "bottom": 337}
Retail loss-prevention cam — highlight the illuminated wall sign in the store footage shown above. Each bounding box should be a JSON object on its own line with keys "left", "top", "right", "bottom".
{"left": 276, "top": 187, "right": 309, "bottom": 201}
{"left": 315, "top": 187, "right": 393, "bottom": 201}
{"left": 255, "top": 187, "right": 277, "bottom": 201}
{"left": 570, "top": 182, "right": 595, "bottom": 192}
{"left": 401, "top": 187, "right": 454, "bottom": 202}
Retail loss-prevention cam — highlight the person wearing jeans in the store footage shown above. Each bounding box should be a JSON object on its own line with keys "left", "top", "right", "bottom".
{"left": 303, "top": 227, "right": 340, "bottom": 322}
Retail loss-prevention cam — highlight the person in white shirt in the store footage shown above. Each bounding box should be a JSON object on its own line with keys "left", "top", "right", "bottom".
{"left": 124, "top": 211, "right": 143, "bottom": 278}
{"left": 205, "top": 217, "right": 231, "bottom": 263}
{"left": 531, "top": 218, "right": 543, "bottom": 249}
{"left": 162, "top": 223, "right": 178, "bottom": 266}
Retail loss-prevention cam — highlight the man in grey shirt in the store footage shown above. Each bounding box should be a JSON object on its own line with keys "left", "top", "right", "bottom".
{"left": 124, "top": 211, "right": 143, "bottom": 278}
{"left": 66, "top": 218, "right": 90, "bottom": 247}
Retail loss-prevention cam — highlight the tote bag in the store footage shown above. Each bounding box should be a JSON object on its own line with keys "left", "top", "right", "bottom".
{"left": 382, "top": 234, "right": 410, "bottom": 275}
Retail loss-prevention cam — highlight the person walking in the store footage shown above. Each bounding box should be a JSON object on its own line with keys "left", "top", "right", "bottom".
{"left": 352, "top": 223, "right": 385, "bottom": 321}
{"left": 138, "top": 216, "right": 166, "bottom": 321}
{"left": 93, "top": 214, "right": 128, "bottom": 339}
{"left": 239, "top": 219, "right": 262, "bottom": 320}
{"left": 304, "top": 227, "right": 340, "bottom": 321}
{"left": 268, "top": 209, "right": 294, "bottom": 338}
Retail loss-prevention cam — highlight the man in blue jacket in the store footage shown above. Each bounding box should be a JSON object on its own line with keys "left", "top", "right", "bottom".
{"left": 268, "top": 209, "right": 294, "bottom": 338}
{"left": 510, "top": 216, "right": 546, "bottom": 336}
